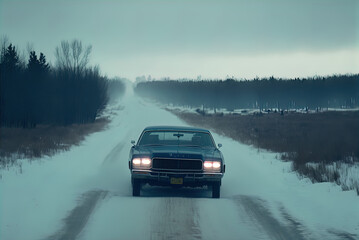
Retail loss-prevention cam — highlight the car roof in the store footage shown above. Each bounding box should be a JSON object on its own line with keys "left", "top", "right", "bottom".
{"left": 143, "top": 126, "right": 211, "bottom": 133}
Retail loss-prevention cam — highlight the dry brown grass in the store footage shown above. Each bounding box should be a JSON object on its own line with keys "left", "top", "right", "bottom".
{"left": 173, "top": 110, "right": 359, "bottom": 185}
{"left": 0, "top": 118, "right": 109, "bottom": 166}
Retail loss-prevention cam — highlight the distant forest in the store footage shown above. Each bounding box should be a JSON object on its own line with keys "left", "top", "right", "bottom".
{"left": 0, "top": 38, "right": 125, "bottom": 128}
{"left": 135, "top": 75, "right": 359, "bottom": 111}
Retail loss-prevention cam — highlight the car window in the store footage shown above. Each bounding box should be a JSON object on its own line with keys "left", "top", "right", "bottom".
{"left": 138, "top": 131, "right": 215, "bottom": 147}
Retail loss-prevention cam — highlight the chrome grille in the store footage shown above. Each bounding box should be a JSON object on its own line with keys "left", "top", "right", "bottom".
{"left": 152, "top": 158, "right": 202, "bottom": 171}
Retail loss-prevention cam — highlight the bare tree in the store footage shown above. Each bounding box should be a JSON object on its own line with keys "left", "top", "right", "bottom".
{"left": 26, "top": 42, "right": 34, "bottom": 55}
{"left": 55, "top": 39, "right": 92, "bottom": 76}
{"left": 55, "top": 40, "right": 69, "bottom": 70}
{"left": 0, "top": 35, "right": 9, "bottom": 63}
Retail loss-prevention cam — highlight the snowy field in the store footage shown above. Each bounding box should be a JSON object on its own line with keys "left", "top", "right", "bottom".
{"left": 1, "top": 84, "right": 358, "bottom": 240}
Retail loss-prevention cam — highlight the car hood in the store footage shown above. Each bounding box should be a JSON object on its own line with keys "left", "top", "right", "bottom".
{"left": 133, "top": 145, "right": 221, "bottom": 160}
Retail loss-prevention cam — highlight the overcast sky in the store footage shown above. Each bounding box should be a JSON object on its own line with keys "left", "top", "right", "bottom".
{"left": 0, "top": 0, "right": 358, "bottom": 80}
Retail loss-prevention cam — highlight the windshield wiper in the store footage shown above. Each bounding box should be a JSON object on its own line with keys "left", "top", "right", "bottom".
{"left": 181, "top": 145, "right": 202, "bottom": 148}
{"left": 142, "top": 144, "right": 164, "bottom": 146}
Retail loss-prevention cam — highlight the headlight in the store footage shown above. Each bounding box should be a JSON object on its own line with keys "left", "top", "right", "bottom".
{"left": 141, "top": 158, "right": 151, "bottom": 165}
{"left": 132, "top": 158, "right": 141, "bottom": 165}
{"left": 203, "top": 160, "right": 221, "bottom": 172}
{"left": 132, "top": 157, "right": 152, "bottom": 168}
{"left": 212, "top": 161, "right": 221, "bottom": 169}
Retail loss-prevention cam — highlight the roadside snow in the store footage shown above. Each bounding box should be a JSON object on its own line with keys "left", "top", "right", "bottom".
{"left": 217, "top": 134, "right": 359, "bottom": 238}
{"left": 305, "top": 162, "right": 359, "bottom": 192}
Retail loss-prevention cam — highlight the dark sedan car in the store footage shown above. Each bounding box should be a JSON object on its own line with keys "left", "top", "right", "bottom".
{"left": 129, "top": 126, "right": 225, "bottom": 198}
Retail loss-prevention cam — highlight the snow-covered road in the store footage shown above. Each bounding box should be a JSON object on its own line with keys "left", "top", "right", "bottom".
{"left": 1, "top": 85, "right": 358, "bottom": 240}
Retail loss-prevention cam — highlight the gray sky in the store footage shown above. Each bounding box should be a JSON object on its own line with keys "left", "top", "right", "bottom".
{"left": 0, "top": 0, "right": 358, "bottom": 80}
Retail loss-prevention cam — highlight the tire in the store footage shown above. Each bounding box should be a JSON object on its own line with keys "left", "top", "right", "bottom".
{"left": 212, "top": 182, "right": 220, "bottom": 198}
{"left": 132, "top": 179, "right": 141, "bottom": 197}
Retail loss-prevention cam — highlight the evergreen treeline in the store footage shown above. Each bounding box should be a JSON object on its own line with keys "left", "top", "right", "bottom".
{"left": 0, "top": 40, "right": 117, "bottom": 128}
{"left": 135, "top": 75, "right": 359, "bottom": 111}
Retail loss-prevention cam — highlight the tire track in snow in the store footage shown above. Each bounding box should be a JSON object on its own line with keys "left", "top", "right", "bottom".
{"left": 233, "top": 195, "right": 309, "bottom": 240}
{"left": 150, "top": 197, "right": 201, "bottom": 240}
{"left": 102, "top": 130, "right": 132, "bottom": 166}
{"left": 46, "top": 190, "right": 107, "bottom": 240}
{"left": 327, "top": 229, "right": 359, "bottom": 240}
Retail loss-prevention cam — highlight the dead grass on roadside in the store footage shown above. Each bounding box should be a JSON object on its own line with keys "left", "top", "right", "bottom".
{"left": 0, "top": 118, "right": 109, "bottom": 166}
{"left": 172, "top": 110, "right": 359, "bottom": 192}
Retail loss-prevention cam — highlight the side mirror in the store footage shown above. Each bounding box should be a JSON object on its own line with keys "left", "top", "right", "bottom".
{"left": 131, "top": 140, "right": 136, "bottom": 145}
{"left": 217, "top": 143, "right": 222, "bottom": 148}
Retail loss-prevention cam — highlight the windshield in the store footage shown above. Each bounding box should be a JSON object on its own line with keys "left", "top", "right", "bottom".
{"left": 138, "top": 131, "right": 215, "bottom": 148}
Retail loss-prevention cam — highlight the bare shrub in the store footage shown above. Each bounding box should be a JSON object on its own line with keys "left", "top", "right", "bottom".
{"left": 173, "top": 110, "right": 359, "bottom": 193}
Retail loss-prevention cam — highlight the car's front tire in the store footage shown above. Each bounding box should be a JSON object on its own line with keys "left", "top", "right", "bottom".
{"left": 132, "top": 179, "right": 141, "bottom": 196}
{"left": 212, "top": 182, "right": 220, "bottom": 198}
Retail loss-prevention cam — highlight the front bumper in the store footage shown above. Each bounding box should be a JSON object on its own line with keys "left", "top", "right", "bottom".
{"left": 131, "top": 169, "right": 223, "bottom": 187}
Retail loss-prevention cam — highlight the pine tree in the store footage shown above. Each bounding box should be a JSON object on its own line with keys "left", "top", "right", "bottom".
{"left": 27, "top": 51, "right": 50, "bottom": 76}
{"left": 27, "top": 51, "right": 40, "bottom": 74}
{"left": 3, "top": 44, "right": 20, "bottom": 72}
{"left": 39, "top": 52, "right": 49, "bottom": 73}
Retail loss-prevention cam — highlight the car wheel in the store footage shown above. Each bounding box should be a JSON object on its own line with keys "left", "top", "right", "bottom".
{"left": 212, "top": 182, "right": 220, "bottom": 198}
{"left": 132, "top": 179, "right": 141, "bottom": 196}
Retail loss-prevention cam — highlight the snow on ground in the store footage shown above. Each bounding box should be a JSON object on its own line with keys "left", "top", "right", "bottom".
{"left": 217, "top": 135, "right": 359, "bottom": 239}
{"left": 305, "top": 162, "right": 359, "bottom": 192}
{"left": 1, "top": 83, "right": 358, "bottom": 240}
